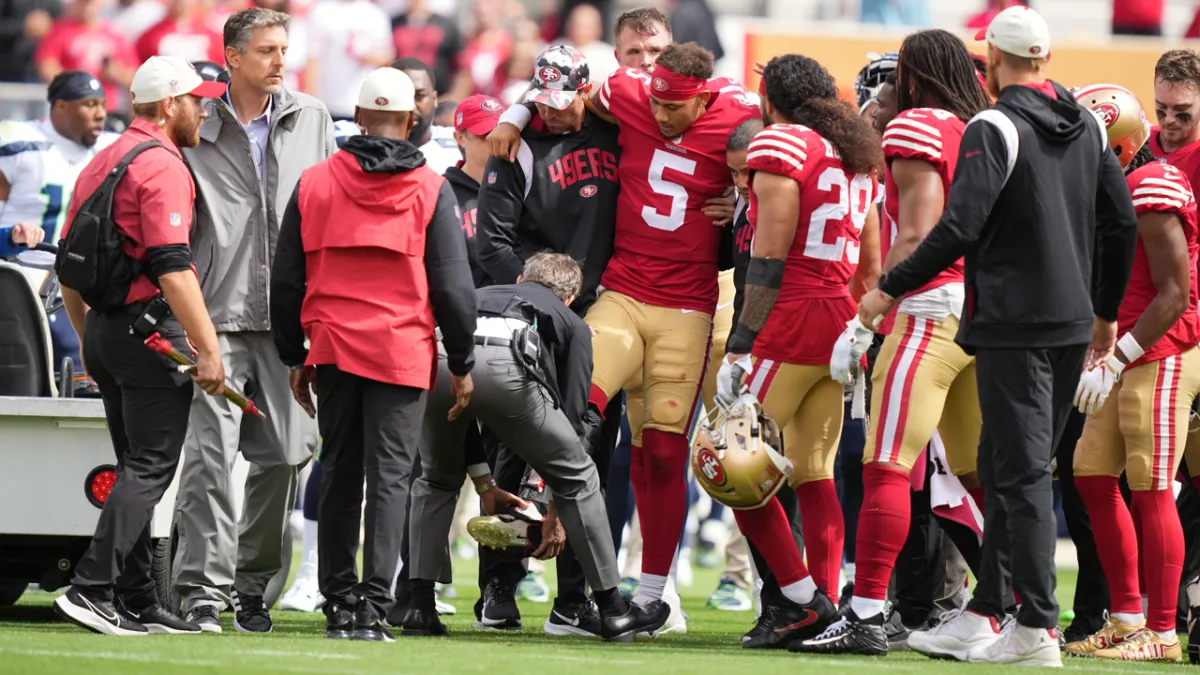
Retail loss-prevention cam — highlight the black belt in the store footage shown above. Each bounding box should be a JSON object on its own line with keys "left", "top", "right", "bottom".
{"left": 475, "top": 335, "right": 511, "bottom": 347}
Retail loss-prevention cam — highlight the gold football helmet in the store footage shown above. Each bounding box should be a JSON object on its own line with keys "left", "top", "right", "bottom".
{"left": 691, "top": 394, "right": 793, "bottom": 510}
{"left": 1073, "top": 83, "right": 1151, "bottom": 170}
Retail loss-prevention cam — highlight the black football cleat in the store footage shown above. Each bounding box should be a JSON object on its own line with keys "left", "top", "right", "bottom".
{"left": 600, "top": 599, "right": 670, "bottom": 643}
{"left": 401, "top": 607, "right": 449, "bottom": 637}
{"left": 324, "top": 602, "right": 354, "bottom": 639}
{"left": 743, "top": 590, "right": 837, "bottom": 649}
{"left": 788, "top": 607, "right": 889, "bottom": 656}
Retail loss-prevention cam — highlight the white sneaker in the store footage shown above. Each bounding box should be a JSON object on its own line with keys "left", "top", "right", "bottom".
{"left": 968, "top": 622, "right": 1062, "bottom": 667}
{"left": 277, "top": 561, "right": 324, "bottom": 613}
{"left": 288, "top": 510, "right": 305, "bottom": 544}
{"left": 909, "top": 609, "right": 1002, "bottom": 661}
{"left": 635, "top": 586, "right": 687, "bottom": 638}
{"left": 434, "top": 592, "right": 457, "bottom": 616}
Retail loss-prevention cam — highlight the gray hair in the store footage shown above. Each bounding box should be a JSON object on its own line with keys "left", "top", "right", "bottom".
{"left": 223, "top": 7, "right": 289, "bottom": 57}
{"left": 522, "top": 252, "right": 583, "bottom": 303}
{"left": 728, "top": 118, "right": 763, "bottom": 152}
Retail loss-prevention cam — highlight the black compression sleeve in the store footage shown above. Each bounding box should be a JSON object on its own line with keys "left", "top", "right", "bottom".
{"left": 146, "top": 244, "right": 192, "bottom": 277}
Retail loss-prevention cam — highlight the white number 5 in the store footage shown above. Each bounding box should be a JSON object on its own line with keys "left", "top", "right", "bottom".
{"left": 805, "top": 167, "right": 872, "bottom": 263}
{"left": 643, "top": 148, "right": 698, "bottom": 232}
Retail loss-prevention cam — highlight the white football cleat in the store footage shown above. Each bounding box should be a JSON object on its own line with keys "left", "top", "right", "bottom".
{"left": 968, "top": 622, "right": 1062, "bottom": 667}
{"left": 435, "top": 591, "right": 457, "bottom": 616}
{"left": 635, "top": 585, "right": 687, "bottom": 639}
{"left": 908, "top": 608, "right": 1002, "bottom": 661}
{"left": 277, "top": 560, "right": 324, "bottom": 613}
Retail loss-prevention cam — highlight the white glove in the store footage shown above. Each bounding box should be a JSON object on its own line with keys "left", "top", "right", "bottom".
{"left": 1074, "top": 357, "right": 1123, "bottom": 415}
{"left": 830, "top": 317, "right": 874, "bottom": 385}
{"left": 717, "top": 353, "right": 753, "bottom": 405}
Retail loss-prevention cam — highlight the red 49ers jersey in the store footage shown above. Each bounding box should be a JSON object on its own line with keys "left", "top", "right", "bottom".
{"left": 1149, "top": 126, "right": 1200, "bottom": 193}
{"left": 746, "top": 124, "right": 878, "bottom": 365}
{"left": 597, "top": 67, "right": 760, "bottom": 312}
{"left": 880, "top": 108, "right": 966, "bottom": 297}
{"left": 1118, "top": 161, "right": 1200, "bottom": 369}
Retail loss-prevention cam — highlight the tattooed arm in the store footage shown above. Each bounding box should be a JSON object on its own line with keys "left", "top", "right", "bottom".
{"left": 725, "top": 171, "right": 798, "bottom": 356}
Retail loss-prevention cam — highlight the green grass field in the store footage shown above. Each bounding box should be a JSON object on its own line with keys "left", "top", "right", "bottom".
{"left": 0, "top": 557, "right": 1187, "bottom": 675}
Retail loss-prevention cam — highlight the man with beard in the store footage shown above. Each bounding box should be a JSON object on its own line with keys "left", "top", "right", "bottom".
{"left": 52, "top": 56, "right": 228, "bottom": 636}
{"left": 394, "top": 57, "right": 460, "bottom": 175}
{"left": 173, "top": 6, "right": 336, "bottom": 634}
{"left": 0, "top": 70, "right": 118, "bottom": 389}
{"left": 1151, "top": 50, "right": 1200, "bottom": 187}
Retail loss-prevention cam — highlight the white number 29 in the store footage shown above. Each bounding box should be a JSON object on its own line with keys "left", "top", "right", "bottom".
{"left": 805, "top": 167, "right": 873, "bottom": 263}
{"left": 643, "top": 148, "right": 698, "bottom": 232}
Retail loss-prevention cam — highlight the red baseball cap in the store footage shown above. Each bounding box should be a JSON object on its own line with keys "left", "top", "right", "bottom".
{"left": 455, "top": 94, "right": 504, "bottom": 135}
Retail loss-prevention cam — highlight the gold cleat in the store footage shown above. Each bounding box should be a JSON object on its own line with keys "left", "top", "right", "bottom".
{"left": 1093, "top": 629, "right": 1182, "bottom": 662}
{"left": 1063, "top": 612, "right": 1144, "bottom": 657}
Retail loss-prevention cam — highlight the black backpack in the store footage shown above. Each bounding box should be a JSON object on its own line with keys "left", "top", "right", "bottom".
{"left": 55, "top": 140, "right": 164, "bottom": 312}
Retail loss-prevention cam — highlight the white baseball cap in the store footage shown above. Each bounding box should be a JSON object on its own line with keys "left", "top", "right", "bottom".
{"left": 357, "top": 68, "right": 415, "bottom": 112}
{"left": 975, "top": 6, "right": 1051, "bottom": 60}
{"left": 130, "top": 56, "right": 226, "bottom": 104}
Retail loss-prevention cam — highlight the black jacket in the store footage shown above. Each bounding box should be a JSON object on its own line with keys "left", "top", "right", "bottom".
{"left": 270, "top": 136, "right": 478, "bottom": 375}
{"left": 475, "top": 111, "right": 620, "bottom": 316}
{"left": 445, "top": 164, "right": 491, "bottom": 288}
{"left": 719, "top": 195, "right": 754, "bottom": 332}
{"left": 476, "top": 282, "right": 593, "bottom": 437}
{"left": 878, "top": 82, "right": 1138, "bottom": 351}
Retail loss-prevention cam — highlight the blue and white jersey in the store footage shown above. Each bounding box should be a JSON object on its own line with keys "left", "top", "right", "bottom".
{"left": 419, "top": 124, "right": 461, "bottom": 176}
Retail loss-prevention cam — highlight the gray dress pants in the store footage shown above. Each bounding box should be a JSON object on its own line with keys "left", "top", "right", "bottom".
{"left": 172, "top": 332, "right": 317, "bottom": 611}
{"left": 410, "top": 343, "right": 619, "bottom": 593}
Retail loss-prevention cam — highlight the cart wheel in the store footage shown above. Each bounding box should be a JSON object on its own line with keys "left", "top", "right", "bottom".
{"left": 152, "top": 526, "right": 181, "bottom": 613}
{"left": 0, "top": 582, "right": 25, "bottom": 607}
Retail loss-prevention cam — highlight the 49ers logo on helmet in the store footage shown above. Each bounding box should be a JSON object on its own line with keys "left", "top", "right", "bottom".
{"left": 697, "top": 449, "right": 726, "bottom": 487}
{"left": 580, "top": 185, "right": 597, "bottom": 198}
{"left": 539, "top": 66, "right": 562, "bottom": 83}
{"left": 652, "top": 77, "right": 669, "bottom": 92}
{"left": 1093, "top": 102, "right": 1120, "bottom": 128}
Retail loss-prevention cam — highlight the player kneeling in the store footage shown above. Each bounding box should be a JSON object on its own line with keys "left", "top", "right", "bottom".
{"left": 1067, "top": 84, "right": 1200, "bottom": 663}
{"left": 707, "top": 54, "right": 882, "bottom": 650}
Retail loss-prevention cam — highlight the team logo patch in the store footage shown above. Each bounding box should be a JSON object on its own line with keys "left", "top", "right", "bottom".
{"left": 539, "top": 66, "right": 562, "bottom": 83}
{"left": 652, "top": 77, "right": 669, "bottom": 92}
{"left": 697, "top": 449, "right": 726, "bottom": 487}
{"left": 580, "top": 185, "right": 597, "bottom": 198}
{"left": 481, "top": 99, "right": 503, "bottom": 112}
{"left": 169, "top": 79, "right": 180, "bottom": 93}
{"left": 456, "top": 111, "right": 463, "bottom": 125}
{"left": 1093, "top": 102, "right": 1120, "bottom": 128}
{"left": 1029, "top": 45, "right": 1043, "bottom": 55}
{"left": 169, "top": 212, "right": 182, "bottom": 227}
{"left": 89, "top": 78, "right": 101, "bottom": 91}
{"left": 487, "top": 171, "right": 497, "bottom": 185}
{"left": 375, "top": 96, "right": 389, "bottom": 106}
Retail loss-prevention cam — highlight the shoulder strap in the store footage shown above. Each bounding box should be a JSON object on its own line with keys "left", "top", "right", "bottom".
{"left": 87, "top": 140, "right": 166, "bottom": 218}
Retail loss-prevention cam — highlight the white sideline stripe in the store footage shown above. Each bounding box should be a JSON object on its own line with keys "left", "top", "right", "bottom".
{"left": 0, "top": 648, "right": 218, "bottom": 666}
{"left": 543, "top": 655, "right": 646, "bottom": 665}
{"left": 233, "top": 649, "right": 361, "bottom": 660}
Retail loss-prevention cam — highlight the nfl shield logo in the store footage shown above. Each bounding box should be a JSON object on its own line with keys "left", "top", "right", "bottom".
{"left": 169, "top": 212, "right": 182, "bottom": 227}
{"left": 487, "top": 172, "right": 497, "bottom": 185}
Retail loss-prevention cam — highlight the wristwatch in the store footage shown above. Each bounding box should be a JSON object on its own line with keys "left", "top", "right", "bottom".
{"left": 474, "top": 478, "right": 497, "bottom": 495}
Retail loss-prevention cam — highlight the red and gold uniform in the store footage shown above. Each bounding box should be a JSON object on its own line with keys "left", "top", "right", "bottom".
{"left": 735, "top": 123, "right": 877, "bottom": 597}
{"left": 1074, "top": 161, "right": 1200, "bottom": 638}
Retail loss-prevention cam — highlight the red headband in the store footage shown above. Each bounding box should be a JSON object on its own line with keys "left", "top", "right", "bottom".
{"left": 649, "top": 66, "right": 706, "bottom": 101}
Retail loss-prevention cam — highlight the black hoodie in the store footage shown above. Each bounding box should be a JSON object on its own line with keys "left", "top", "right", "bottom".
{"left": 270, "top": 136, "right": 478, "bottom": 376}
{"left": 444, "top": 164, "right": 492, "bottom": 288}
{"left": 878, "top": 81, "right": 1138, "bottom": 351}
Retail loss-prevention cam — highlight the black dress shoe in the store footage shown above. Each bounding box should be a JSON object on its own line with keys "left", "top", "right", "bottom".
{"left": 600, "top": 599, "right": 671, "bottom": 643}
{"left": 401, "top": 607, "right": 449, "bottom": 636}
{"left": 352, "top": 602, "right": 394, "bottom": 642}
{"left": 324, "top": 602, "right": 354, "bottom": 639}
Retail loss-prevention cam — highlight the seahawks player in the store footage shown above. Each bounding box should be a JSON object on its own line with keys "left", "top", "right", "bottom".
{"left": 0, "top": 71, "right": 118, "bottom": 383}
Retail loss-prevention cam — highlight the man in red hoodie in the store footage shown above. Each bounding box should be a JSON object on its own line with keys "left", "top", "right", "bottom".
{"left": 268, "top": 67, "right": 479, "bottom": 642}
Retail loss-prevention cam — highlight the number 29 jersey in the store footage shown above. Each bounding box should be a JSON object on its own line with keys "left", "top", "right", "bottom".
{"left": 747, "top": 124, "right": 879, "bottom": 365}
{"left": 597, "top": 67, "right": 760, "bottom": 313}
{"left": 0, "top": 118, "right": 117, "bottom": 267}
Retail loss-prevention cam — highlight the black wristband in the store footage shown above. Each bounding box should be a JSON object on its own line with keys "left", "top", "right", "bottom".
{"left": 726, "top": 324, "right": 758, "bottom": 355}
{"left": 745, "top": 256, "right": 785, "bottom": 289}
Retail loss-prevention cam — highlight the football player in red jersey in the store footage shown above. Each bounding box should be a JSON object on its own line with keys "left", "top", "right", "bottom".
{"left": 1150, "top": 50, "right": 1200, "bottom": 188}
{"left": 1067, "top": 84, "right": 1200, "bottom": 663}
{"left": 709, "top": 53, "right": 881, "bottom": 650}
{"left": 807, "top": 30, "right": 993, "bottom": 657}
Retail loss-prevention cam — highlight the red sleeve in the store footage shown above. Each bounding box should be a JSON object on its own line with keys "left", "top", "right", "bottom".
{"left": 1130, "top": 163, "right": 1196, "bottom": 217}
{"left": 33, "top": 23, "right": 65, "bottom": 64}
{"left": 882, "top": 109, "right": 951, "bottom": 172}
{"left": 131, "top": 151, "right": 194, "bottom": 248}
{"left": 135, "top": 24, "right": 160, "bottom": 64}
{"left": 597, "top": 67, "right": 651, "bottom": 120}
{"left": 746, "top": 125, "right": 817, "bottom": 184}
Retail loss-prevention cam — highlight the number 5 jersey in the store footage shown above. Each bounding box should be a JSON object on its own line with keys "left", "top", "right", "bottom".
{"left": 0, "top": 119, "right": 118, "bottom": 267}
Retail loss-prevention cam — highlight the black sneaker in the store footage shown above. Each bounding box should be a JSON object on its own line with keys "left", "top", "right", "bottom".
{"left": 53, "top": 587, "right": 148, "bottom": 636}
{"left": 545, "top": 599, "right": 602, "bottom": 637}
{"left": 324, "top": 602, "right": 354, "bottom": 639}
{"left": 599, "top": 598, "right": 670, "bottom": 643}
{"left": 788, "top": 607, "right": 889, "bottom": 656}
{"left": 474, "top": 579, "right": 521, "bottom": 630}
{"left": 743, "top": 591, "right": 837, "bottom": 649}
{"left": 884, "top": 609, "right": 912, "bottom": 651}
{"left": 115, "top": 598, "right": 201, "bottom": 634}
{"left": 232, "top": 590, "right": 273, "bottom": 633}
{"left": 184, "top": 605, "right": 222, "bottom": 633}
{"left": 401, "top": 607, "right": 449, "bottom": 637}
{"left": 352, "top": 602, "right": 394, "bottom": 642}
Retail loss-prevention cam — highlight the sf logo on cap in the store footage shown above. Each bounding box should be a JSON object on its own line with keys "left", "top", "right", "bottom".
{"left": 376, "top": 96, "right": 389, "bottom": 106}
{"left": 539, "top": 67, "right": 561, "bottom": 83}
{"left": 481, "top": 99, "right": 502, "bottom": 111}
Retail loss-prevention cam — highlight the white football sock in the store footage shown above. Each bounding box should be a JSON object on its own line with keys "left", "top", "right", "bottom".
{"left": 844, "top": 563, "right": 856, "bottom": 585}
{"left": 781, "top": 576, "right": 817, "bottom": 605}
{"left": 1156, "top": 629, "right": 1177, "bottom": 640}
{"left": 1113, "top": 612, "right": 1144, "bottom": 626}
{"left": 636, "top": 574, "right": 668, "bottom": 602}
{"left": 302, "top": 517, "right": 318, "bottom": 566}
{"left": 850, "top": 596, "right": 886, "bottom": 619}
